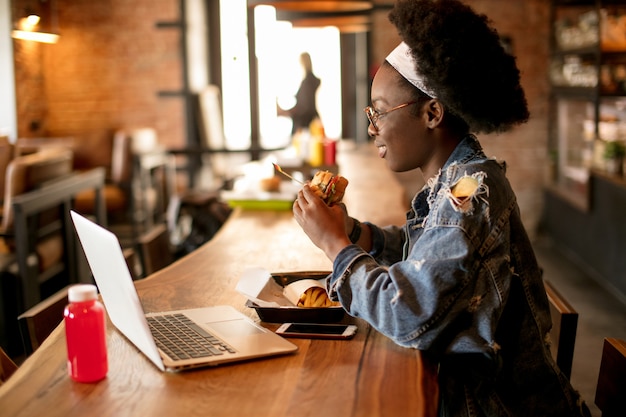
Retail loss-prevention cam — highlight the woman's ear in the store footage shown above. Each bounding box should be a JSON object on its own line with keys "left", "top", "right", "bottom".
{"left": 424, "top": 99, "right": 444, "bottom": 129}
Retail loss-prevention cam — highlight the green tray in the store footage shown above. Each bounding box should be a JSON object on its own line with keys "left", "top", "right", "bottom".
{"left": 226, "top": 199, "right": 294, "bottom": 211}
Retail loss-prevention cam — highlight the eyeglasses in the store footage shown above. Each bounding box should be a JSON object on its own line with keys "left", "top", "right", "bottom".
{"left": 363, "top": 101, "right": 416, "bottom": 131}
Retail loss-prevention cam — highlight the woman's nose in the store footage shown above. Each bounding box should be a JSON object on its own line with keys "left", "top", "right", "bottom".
{"left": 367, "top": 123, "right": 378, "bottom": 137}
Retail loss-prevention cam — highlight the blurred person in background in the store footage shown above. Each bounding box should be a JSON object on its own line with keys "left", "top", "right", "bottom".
{"left": 277, "top": 52, "right": 321, "bottom": 134}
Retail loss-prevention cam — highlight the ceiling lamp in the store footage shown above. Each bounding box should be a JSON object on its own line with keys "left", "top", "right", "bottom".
{"left": 248, "top": 0, "right": 374, "bottom": 33}
{"left": 248, "top": 1, "right": 373, "bottom": 13}
{"left": 290, "top": 15, "right": 371, "bottom": 33}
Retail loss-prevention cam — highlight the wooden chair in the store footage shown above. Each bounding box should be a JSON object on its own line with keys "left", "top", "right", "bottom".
{"left": 0, "top": 135, "right": 14, "bottom": 204}
{"left": 17, "top": 286, "right": 68, "bottom": 355}
{"left": 137, "top": 223, "right": 173, "bottom": 277}
{"left": 0, "top": 149, "right": 73, "bottom": 356}
{"left": 123, "top": 247, "right": 140, "bottom": 280}
{"left": 16, "top": 134, "right": 133, "bottom": 227}
{"left": 131, "top": 129, "right": 177, "bottom": 237}
{"left": 14, "top": 136, "right": 74, "bottom": 158}
{"left": 17, "top": 246, "right": 132, "bottom": 357}
{"left": 544, "top": 280, "right": 578, "bottom": 379}
{"left": 0, "top": 148, "right": 75, "bottom": 310}
{"left": 73, "top": 130, "right": 133, "bottom": 224}
{"left": 0, "top": 150, "right": 107, "bottom": 357}
{"left": 0, "top": 148, "right": 74, "bottom": 234}
{"left": 595, "top": 337, "right": 626, "bottom": 417}
{"left": 0, "top": 345, "right": 17, "bottom": 386}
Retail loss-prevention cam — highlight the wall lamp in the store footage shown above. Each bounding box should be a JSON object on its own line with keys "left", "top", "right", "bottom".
{"left": 11, "top": 0, "right": 60, "bottom": 44}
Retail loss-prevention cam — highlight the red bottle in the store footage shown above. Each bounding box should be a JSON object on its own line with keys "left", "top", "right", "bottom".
{"left": 64, "top": 284, "right": 108, "bottom": 382}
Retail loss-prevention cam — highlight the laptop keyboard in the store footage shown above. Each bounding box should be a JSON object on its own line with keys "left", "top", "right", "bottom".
{"left": 147, "top": 313, "right": 236, "bottom": 361}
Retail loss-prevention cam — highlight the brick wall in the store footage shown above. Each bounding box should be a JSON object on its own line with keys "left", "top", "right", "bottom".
{"left": 13, "top": 0, "right": 184, "bottom": 170}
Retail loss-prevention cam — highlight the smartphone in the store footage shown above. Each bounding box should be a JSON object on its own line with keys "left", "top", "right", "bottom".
{"left": 275, "top": 323, "right": 358, "bottom": 340}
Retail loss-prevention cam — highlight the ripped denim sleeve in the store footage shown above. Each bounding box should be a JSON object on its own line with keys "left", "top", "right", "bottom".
{"left": 327, "top": 226, "right": 486, "bottom": 349}
{"left": 327, "top": 165, "right": 511, "bottom": 352}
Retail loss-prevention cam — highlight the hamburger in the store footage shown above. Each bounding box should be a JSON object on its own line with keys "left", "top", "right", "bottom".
{"left": 310, "top": 170, "right": 348, "bottom": 205}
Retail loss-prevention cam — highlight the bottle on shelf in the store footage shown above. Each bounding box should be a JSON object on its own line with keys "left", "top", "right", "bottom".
{"left": 308, "top": 118, "right": 325, "bottom": 167}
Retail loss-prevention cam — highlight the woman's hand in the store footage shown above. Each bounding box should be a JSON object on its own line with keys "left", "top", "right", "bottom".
{"left": 293, "top": 184, "right": 351, "bottom": 261}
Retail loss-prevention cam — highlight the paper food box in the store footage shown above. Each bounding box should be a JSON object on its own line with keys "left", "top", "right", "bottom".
{"left": 236, "top": 267, "right": 345, "bottom": 323}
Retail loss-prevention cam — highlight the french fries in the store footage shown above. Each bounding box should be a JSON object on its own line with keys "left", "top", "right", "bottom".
{"left": 297, "top": 286, "right": 339, "bottom": 308}
{"left": 283, "top": 278, "right": 340, "bottom": 308}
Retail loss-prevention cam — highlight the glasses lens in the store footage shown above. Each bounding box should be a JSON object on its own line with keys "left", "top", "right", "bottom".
{"left": 364, "top": 106, "right": 378, "bottom": 129}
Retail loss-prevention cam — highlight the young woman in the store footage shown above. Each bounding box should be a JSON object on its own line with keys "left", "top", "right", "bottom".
{"left": 277, "top": 52, "right": 321, "bottom": 134}
{"left": 293, "top": 1, "right": 590, "bottom": 416}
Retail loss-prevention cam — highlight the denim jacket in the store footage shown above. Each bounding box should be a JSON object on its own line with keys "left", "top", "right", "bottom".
{"left": 328, "top": 136, "right": 588, "bottom": 417}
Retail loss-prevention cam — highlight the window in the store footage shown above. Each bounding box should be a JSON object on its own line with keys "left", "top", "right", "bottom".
{"left": 220, "top": 2, "right": 342, "bottom": 151}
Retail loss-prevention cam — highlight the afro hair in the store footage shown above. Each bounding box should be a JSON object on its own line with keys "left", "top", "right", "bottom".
{"left": 388, "top": 0, "right": 529, "bottom": 134}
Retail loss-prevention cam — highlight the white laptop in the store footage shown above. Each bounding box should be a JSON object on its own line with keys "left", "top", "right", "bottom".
{"left": 70, "top": 210, "right": 297, "bottom": 372}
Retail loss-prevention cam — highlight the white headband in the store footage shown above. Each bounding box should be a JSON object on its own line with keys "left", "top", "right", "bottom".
{"left": 385, "top": 42, "right": 436, "bottom": 98}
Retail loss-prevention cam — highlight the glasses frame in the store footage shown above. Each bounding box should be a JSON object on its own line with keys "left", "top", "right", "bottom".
{"left": 364, "top": 101, "right": 416, "bottom": 131}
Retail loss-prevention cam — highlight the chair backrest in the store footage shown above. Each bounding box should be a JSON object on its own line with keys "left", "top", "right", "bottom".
{"left": 110, "top": 130, "right": 133, "bottom": 186}
{"left": 71, "top": 131, "right": 133, "bottom": 217}
{"left": 138, "top": 223, "right": 173, "bottom": 277}
{"left": 595, "top": 337, "right": 626, "bottom": 417}
{"left": 17, "top": 286, "right": 68, "bottom": 355}
{"left": 1, "top": 148, "right": 74, "bottom": 233}
{"left": 2, "top": 147, "right": 73, "bottom": 233}
{"left": 123, "top": 247, "right": 140, "bottom": 280}
{"left": 130, "top": 128, "right": 177, "bottom": 232}
{"left": 0, "top": 345, "right": 18, "bottom": 385}
{"left": 0, "top": 135, "right": 14, "bottom": 201}
{"left": 14, "top": 137, "right": 74, "bottom": 157}
{"left": 544, "top": 280, "right": 578, "bottom": 379}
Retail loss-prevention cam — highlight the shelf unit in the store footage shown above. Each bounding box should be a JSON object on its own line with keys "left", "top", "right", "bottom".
{"left": 549, "top": 0, "right": 626, "bottom": 210}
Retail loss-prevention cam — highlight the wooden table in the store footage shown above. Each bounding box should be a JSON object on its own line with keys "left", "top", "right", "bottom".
{"left": 0, "top": 142, "right": 439, "bottom": 417}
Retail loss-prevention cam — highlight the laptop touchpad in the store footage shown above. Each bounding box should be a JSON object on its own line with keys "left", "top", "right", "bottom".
{"left": 208, "top": 320, "right": 265, "bottom": 337}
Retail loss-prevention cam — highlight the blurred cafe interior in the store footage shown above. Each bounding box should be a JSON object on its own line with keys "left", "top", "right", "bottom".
{"left": 0, "top": 1, "right": 625, "bottom": 417}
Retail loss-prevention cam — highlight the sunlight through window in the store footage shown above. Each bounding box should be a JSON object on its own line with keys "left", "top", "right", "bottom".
{"left": 220, "top": 0, "right": 251, "bottom": 150}
{"left": 221, "top": 2, "right": 342, "bottom": 151}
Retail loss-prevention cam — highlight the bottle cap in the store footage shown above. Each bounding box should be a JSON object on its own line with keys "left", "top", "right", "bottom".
{"left": 68, "top": 284, "right": 98, "bottom": 303}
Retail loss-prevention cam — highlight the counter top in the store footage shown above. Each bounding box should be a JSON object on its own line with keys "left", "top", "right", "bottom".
{"left": 0, "top": 142, "right": 438, "bottom": 417}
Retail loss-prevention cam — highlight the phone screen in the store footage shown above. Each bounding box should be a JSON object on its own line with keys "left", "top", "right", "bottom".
{"left": 284, "top": 323, "right": 349, "bottom": 335}
{"left": 276, "top": 323, "right": 357, "bottom": 339}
